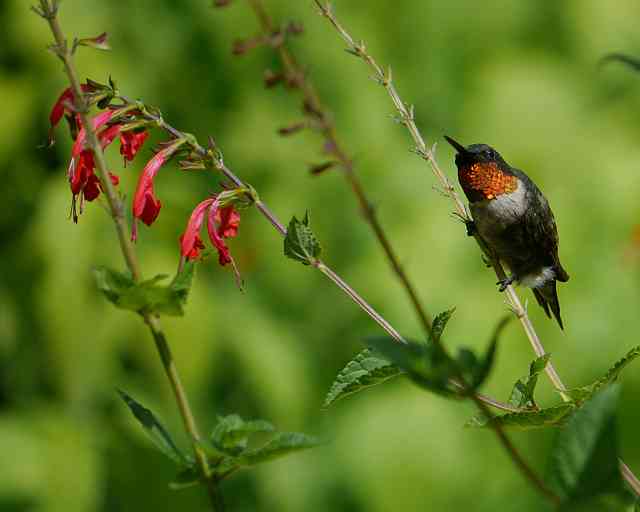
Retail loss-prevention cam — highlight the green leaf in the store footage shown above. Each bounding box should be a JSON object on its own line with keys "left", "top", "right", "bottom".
{"left": 210, "top": 415, "right": 275, "bottom": 456}
{"left": 429, "top": 308, "right": 455, "bottom": 345}
{"left": 284, "top": 212, "right": 322, "bottom": 265}
{"left": 467, "top": 403, "right": 574, "bottom": 430}
{"left": 117, "top": 389, "right": 186, "bottom": 465}
{"left": 93, "top": 262, "right": 195, "bottom": 316}
{"left": 565, "top": 346, "right": 640, "bottom": 403}
{"left": 93, "top": 266, "right": 135, "bottom": 304}
{"left": 547, "top": 385, "right": 624, "bottom": 504}
{"left": 509, "top": 353, "right": 551, "bottom": 409}
{"left": 323, "top": 349, "right": 402, "bottom": 408}
{"left": 238, "top": 432, "right": 321, "bottom": 465}
{"left": 366, "top": 336, "right": 458, "bottom": 397}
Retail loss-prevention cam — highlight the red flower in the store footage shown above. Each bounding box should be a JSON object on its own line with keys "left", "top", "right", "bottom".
{"left": 67, "top": 111, "right": 121, "bottom": 210}
{"left": 215, "top": 206, "right": 241, "bottom": 238}
{"left": 98, "top": 123, "right": 122, "bottom": 150}
{"left": 131, "top": 139, "right": 185, "bottom": 240}
{"left": 48, "top": 83, "right": 96, "bottom": 145}
{"left": 180, "top": 198, "right": 213, "bottom": 259}
{"left": 49, "top": 84, "right": 93, "bottom": 130}
{"left": 120, "top": 130, "right": 149, "bottom": 165}
{"left": 179, "top": 196, "right": 242, "bottom": 281}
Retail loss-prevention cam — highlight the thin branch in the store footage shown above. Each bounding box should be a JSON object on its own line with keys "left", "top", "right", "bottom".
{"left": 243, "top": 0, "right": 433, "bottom": 335}
{"left": 36, "top": 2, "right": 223, "bottom": 509}
{"left": 313, "top": 0, "right": 640, "bottom": 499}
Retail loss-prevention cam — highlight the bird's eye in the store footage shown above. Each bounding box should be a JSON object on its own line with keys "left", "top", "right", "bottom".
{"left": 484, "top": 149, "right": 495, "bottom": 159}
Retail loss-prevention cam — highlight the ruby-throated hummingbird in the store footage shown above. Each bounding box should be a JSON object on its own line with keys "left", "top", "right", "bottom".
{"left": 444, "top": 136, "right": 569, "bottom": 329}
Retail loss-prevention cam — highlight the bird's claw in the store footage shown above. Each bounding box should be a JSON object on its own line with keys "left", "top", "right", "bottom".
{"left": 465, "top": 220, "right": 477, "bottom": 237}
{"left": 497, "top": 275, "right": 516, "bottom": 292}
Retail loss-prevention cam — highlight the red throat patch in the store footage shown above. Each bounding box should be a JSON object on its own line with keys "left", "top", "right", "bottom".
{"left": 458, "top": 162, "right": 518, "bottom": 200}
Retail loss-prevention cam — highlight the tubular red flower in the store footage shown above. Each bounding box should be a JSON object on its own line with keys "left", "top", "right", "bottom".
{"left": 179, "top": 198, "right": 241, "bottom": 269}
{"left": 98, "top": 123, "right": 122, "bottom": 150}
{"left": 131, "top": 139, "right": 185, "bottom": 236}
{"left": 180, "top": 198, "right": 215, "bottom": 258}
{"left": 49, "top": 84, "right": 93, "bottom": 129}
{"left": 70, "top": 150, "right": 95, "bottom": 195}
{"left": 120, "top": 130, "right": 149, "bottom": 165}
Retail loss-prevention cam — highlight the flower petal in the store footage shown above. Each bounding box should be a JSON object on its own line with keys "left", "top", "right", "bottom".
{"left": 120, "top": 130, "right": 149, "bottom": 165}
{"left": 207, "top": 200, "right": 233, "bottom": 266}
{"left": 215, "top": 206, "right": 241, "bottom": 238}
{"left": 132, "top": 139, "right": 185, "bottom": 226}
{"left": 179, "top": 198, "right": 215, "bottom": 258}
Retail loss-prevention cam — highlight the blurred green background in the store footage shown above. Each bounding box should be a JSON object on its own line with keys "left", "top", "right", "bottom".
{"left": 2, "top": 0, "right": 640, "bottom": 510}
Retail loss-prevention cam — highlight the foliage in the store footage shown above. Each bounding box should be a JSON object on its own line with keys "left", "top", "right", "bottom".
{"left": 119, "top": 395, "right": 320, "bottom": 489}
{"left": 547, "top": 385, "right": 624, "bottom": 506}
{"left": 93, "top": 262, "right": 195, "bottom": 316}
{"left": 284, "top": 212, "right": 322, "bottom": 265}
{"left": 323, "top": 349, "right": 402, "bottom": 408}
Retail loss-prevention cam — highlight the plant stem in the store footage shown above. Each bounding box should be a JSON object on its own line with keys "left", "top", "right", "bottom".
{"left": 470, "top": 395, "right": 560, "bottom": 505}
{"left": 242, "top": 0, "right": 433, "bottom": 337}
{"left": 38, "top": 2, "right": 223, "bottom": 508}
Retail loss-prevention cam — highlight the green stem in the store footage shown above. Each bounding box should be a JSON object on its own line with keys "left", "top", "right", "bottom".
{"left": 38, "top": 2, "right": 223, "bottom": 508}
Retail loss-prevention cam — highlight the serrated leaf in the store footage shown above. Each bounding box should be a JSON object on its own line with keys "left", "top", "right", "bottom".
{"left": 509, "top": 353, "right": 551, "bottom": 409}
{"left": 210, "top": 415, "right": 275, "bottom": 456}
{"left": 93, "top": 262, "right": 195, "bottom": 316}
{"left": 284, "top": 212, "right": 321, "bottom": 265}
{"left": 467, "top": 403, "right": 574, "bottom": 430}
{"left": 93, "top": 266, "right": 135, "bottom": 304}
{"left": 238, "top": 432, "right": 320, "bottom": 465}
{"left": 366, "top": 336, "right": 458, "bottom": 397}
{"left": 169, "top": 466, "right": 200, "bottom": 490}
{"left": 547, "top": 385, "right": 624, "bottom": 505}
{"left": 565, "top": 346, "right": 640, "bottom": 404}
{"left": 429, "top": 308, "right": 455, "bottom": 344}
{"left": 323, "top": 349, "right": 402, "bottom": 408}
{"left": 118, "top": 389, "right": 186, "bottom": 465}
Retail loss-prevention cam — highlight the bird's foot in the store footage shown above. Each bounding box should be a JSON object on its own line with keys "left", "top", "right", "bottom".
{"left": 496, "top": 275, "right": 516, "bottom": 292}
{"left": 465, "top": 220, "right": 477, "bottom": 237}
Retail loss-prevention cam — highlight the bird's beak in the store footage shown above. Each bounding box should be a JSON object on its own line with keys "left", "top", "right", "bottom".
{"left": 444, "top": 135, "right": 468, "bottom": 155}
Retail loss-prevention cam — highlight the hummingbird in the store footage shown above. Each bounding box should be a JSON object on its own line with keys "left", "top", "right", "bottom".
{"left": 444, "top": 136, "right": 569, "bottom": 329}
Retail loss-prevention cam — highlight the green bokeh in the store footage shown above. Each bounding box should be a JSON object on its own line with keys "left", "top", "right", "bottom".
{"left": 1, "top": 1, "right": 640, "bottom": 510}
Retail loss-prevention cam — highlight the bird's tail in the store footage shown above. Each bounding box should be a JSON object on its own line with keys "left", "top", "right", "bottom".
{"left": 532, "top": 281, "right": 564, "bottom": 330}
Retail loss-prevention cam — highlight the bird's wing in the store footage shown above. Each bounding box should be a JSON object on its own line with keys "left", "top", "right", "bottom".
{"left": 521, "top": 175, "right": 569, "bottom": 282}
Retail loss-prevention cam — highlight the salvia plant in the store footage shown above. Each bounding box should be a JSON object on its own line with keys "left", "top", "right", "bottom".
{"left": 27, "top": 0, "right": 640, "bottom": 510}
